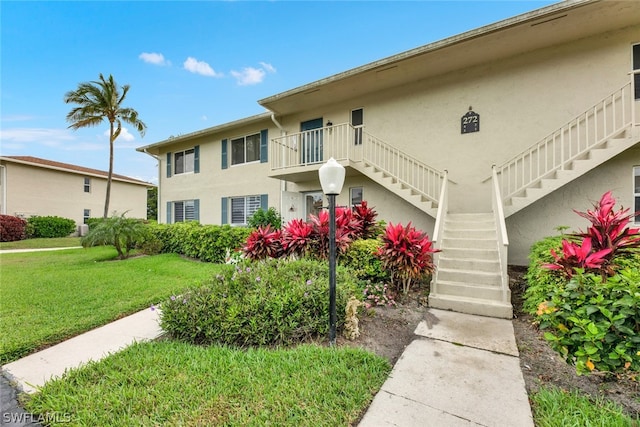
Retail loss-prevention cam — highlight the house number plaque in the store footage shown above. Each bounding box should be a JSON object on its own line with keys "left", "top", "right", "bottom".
{"left": 461, "top": 109, "right": 480, "bottom": 134}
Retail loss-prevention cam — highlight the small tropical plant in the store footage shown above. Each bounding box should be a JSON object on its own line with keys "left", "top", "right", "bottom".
{"left": 81, "top": 212, "right": 149, "bottom": 259}
{"left": 543, "top": 238, "right": 611, "bottom": 279}
{"left": 308, "top": 208, "right": 359, "bottom": 259}
{"left": 352, "top": 201, "right": 379, "bottom": 239}
{"left": 243, "top": 225, "right": 283, "bottom": 260}
{"left": 281, "top": 218, "right": 314, "bottom": 258}
{"left": 377, "top": 222, "right": 439, "bottom": 294}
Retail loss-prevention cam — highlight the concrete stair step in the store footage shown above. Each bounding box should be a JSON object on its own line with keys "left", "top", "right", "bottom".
{"left": 438, "top": 256, "right": 501, "bottom": 273}
{"left": 437, "top": 268, "right": 502, "bottom": 286}
{"left": 434, "top": 280, "right": 504, "bottom": 300}
{"left": 442, "top": 228, "right": 497, "bottom": 239}
{"left": 428, "top": 293, "right": 513, "bottom": 319}
{"left": 441, "top": 237, "right": 497, "bottom": 250}
{"left": 439, "top": 247, "right": 499, "bottom": 261}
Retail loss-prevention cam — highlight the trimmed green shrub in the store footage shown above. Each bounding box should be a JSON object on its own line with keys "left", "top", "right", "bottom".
{"left": 160, "top": 259, "right": 360, "bottom": 347}
{"left": 26, "top": 215, "right": 76, "bottom": 238}
{"left": 0, "top": 215, "right": 27, "bottom": 242}
{"left": 523, "top": 235, "right": 565, "bottom": 314}
{"left": 340, "top": 238, "right": 389, "bottom": 284}
{"left": 247, "top": 207, "right": 282, "bottom": 230}
{"left": 149, "top": 222, "right": 252, "bottom": 263}
{"left": 536, "top": 264, "right": 640, "bottom": 374}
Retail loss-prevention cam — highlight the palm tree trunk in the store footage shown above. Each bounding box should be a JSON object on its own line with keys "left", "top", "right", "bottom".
{"left": 103, "top": 121, "right": 114, "bottom": 218}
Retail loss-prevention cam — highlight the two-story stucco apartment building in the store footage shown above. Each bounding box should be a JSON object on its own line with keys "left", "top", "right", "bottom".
{"left": 0, "top": 156, "right": 152, "bottom": 227}
{"left": 138, "top": 0, "right": 640, "bottom": 317}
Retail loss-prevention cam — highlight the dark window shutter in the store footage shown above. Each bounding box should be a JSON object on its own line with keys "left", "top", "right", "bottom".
{"left": 260, "top": 129, "right": 268, "bottom": 163}
{"left": 194, "top": 145, "right": 200, "bottom": 173}
{"left": 260, "top": 194, "right": 268, "bottom": 210}
{"left": 194, "top": 199, "right": 200, "bottom": 221}
{"left": 166, "top": 201, "right": 172, "bottom": 224}
{"left": 221, "top": 197, "right": 228, "bottom": 224}
{"left": 166, "top": 153, "right": 172, "bottom": 178}
{"left": 221, "top": 139, "right": 228, "bottom": 169}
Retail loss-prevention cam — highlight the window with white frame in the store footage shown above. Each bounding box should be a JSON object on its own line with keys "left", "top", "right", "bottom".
{"left": 174, "top": 200, "right": 197, "bottom": 223}
{"left": 231, "top": 195, "right": 261, "bottom": 225}
{"left": 84, "top": 177, "right": 91, "bottom": 193}
{"left": 174, "top": 149, "right": 195, "bottom": 174}
{"left": 350, "top": 187, "right": 363, "bottom": 207}
{"left": 634, "top": 166, "right": 639, "bottom": 223}
{"left": 633, "top": 44, "right": 640, "bottom": 100}
{"left": 231, "top": 133, "right": 260, "bottom": 165}
{"left": 83, "top": 209, "right": 91, "bottom": 224}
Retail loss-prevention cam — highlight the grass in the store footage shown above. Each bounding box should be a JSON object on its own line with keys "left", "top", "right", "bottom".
{"left": 531, "top": 386, "right": 638, "bottom": 427}
{"left": 0, "top": 247, "right": 224, "bottom": 364}
{"left": 0, "top": 237, "right": 82, "bottom": 250}
{"left": 23, "top": 341, "right": 390, "bottom": 426}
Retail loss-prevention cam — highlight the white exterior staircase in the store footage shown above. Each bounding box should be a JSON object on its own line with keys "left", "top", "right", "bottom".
{"left": 429, "top": 213, "right": 513, "bottom": 319}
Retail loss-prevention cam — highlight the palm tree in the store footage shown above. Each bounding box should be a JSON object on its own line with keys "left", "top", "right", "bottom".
{"left": 64, "top": 74, "right": 147, "bottom": 218}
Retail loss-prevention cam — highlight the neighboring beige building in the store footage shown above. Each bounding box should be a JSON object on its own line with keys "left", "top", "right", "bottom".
{"left": 138, "top": 0, "right": 640, "bottom": 318}
{"left": 0, "top": 156, "right": 152, "bottom": 226}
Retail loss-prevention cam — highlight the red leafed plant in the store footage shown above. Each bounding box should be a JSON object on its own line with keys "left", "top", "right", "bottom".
{"left": 543, "top": 238, "right": 611, "bottom": 278}
{"left": 308, "top": 209, "right": 355, "bottom": 259}
{"left": 352, "top": 201, "right": 379, "bottom": 239}
{"left": 376, "top": 222, "right": 440, "bottom": 294}
{"left": 281, "top": 218, "right": 314, "bottom": 258}
{"left": 243, "top": 225, "right": 284, "bottom": 260}
{"left": 543, "top": 191, "right": 640, "bottom": 278}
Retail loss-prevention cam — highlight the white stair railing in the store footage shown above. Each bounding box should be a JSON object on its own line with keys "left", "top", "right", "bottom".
{"left": 430, "top": 170, "right": 449, "bottom": 297}
{"left": 491, "top": 165, "right": 510, "bottom": 304}
{"left": 495, "top": 80, "right": 636, "bottom": 201}
{"left": 361, "top": 131, "right": 445, "bottom": 204}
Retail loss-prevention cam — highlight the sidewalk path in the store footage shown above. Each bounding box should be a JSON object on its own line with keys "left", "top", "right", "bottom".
{"left": 358, "top": 308, "right": 534, "bottom": 426}
{"left": 2, "top": 308, "right": 162, "bottom": 394}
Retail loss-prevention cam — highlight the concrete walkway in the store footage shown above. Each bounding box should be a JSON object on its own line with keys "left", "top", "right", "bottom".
{"left": 358, "top": 308, "right": 534, "bottom": 426}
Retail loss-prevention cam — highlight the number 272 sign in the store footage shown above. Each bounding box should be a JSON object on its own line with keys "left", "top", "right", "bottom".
{"left": 461, "top": 111, "right": 480, "bottom": 134}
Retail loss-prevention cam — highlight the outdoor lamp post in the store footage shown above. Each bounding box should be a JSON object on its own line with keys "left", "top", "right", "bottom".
{"left": 318, "top": 157, "right": 346, "bottom": 347}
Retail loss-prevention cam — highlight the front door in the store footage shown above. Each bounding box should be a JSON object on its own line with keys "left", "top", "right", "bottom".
{"left": 301, "top": 118, "right": 323, "bottom": 164}
{"left": 304, "top": 191, "right": 324, "bottom": 220}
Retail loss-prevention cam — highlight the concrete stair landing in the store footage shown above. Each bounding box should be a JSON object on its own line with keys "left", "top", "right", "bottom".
{"left": 429, "top": 213, "right": 513, "bottom": 319}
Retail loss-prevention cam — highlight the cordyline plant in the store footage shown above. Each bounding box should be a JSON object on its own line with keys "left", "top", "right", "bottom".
{"left": 543, "top": 191, "right": 640, "bottom": 279}
{"left": 352, "top": 201, "right": 379, "bottom": 239}
{"left": 377, "top": 222, "right": 439, "bottom": 294}
{"left": 308, "top": 208, "right": 360, "bottom": 259}
{"left": 243, "top": 225, "right": 284, "bottom": 261}
{"left": 280, "top": 218, "right": 314, "bottom": 258}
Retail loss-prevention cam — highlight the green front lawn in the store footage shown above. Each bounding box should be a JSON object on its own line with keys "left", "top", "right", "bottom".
{"left": 24, "top": 342, "right": 390, "bottom": 426}
{"left": 0, "top": 237, "right": 82, "bottom": 250}
{"left": 0, "top": 247, "right": 223, "bottom": 363}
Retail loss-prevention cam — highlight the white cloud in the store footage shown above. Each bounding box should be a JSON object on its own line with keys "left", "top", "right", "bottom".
{"left": 259, "top": 62, "right": 276, "bottom": 73}
{"left": 139, "top": 52, "right": 170, "bottom": 66}
{"left": 183, "top": 57, "right": 222, "bottom": 77}
{"left": 1, "top": 114, "right": 36, "bottom": 122}
{"left": 231, "top": 67, "right": 266, "bottom": 86}
{"left": 0, "top": 128, "right": 75, "bottom": 143}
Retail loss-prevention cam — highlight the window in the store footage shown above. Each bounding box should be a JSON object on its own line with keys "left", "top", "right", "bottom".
{"left": 175, "top": 149, "right": 195, "bottom": 174}
{"left": 350, "top": 187, "right": 363, "bottom": 207}
{"left": 173, "top": 200, "right": 197, "bottom": 223}
{"left": 83, "top": 209, "right": 91, "bottom": 224}
{"left": 634, "top": 44, "right": 640, "bottom": 100}
{"left": 231, "top": 195, "right": 261, "bottom": 225}
{"left": 231, "top": 133, "right": 260, "bottom": 165}
{"left": 84, "top": 177, "right": 91, "bottom": 193}
{"left": 634, "top": 166, "right": 640, "bottom": 223}
{"left": 351, "top": 108, "right": 363, "bottom": 145}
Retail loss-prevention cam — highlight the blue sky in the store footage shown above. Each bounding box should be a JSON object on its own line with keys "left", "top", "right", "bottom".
{"left": 1, "top": 1, "right": 556, "bottom": 184}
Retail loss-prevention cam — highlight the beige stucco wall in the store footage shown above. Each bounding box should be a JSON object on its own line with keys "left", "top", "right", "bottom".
{"left": 158, "top": 117, "right": 282, "bottom": 224}
{"left": 1, "top": 162, "right": 149, "bottom": 224}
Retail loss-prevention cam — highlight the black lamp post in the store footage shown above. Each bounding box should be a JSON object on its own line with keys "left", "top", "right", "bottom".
{"left": 318, "top": 157, "right": 345, "bottom": 347}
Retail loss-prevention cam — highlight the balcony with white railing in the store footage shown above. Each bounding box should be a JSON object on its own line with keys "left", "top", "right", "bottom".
{"left": 269, "top": 122, "right": 446, "bottom": 206}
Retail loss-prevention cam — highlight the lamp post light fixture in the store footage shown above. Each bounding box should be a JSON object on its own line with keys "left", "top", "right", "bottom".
{"left": 318, "top": 157, "right": 346, "bottom": 347}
